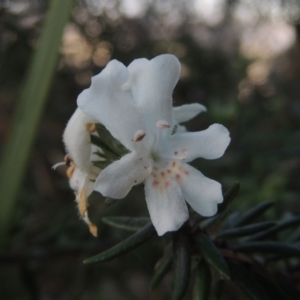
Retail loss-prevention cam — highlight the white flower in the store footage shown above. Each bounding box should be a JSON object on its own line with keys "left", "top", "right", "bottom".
{"left": 61, "top": 108, "right": 102, "bottom": 236}
{"left": 77, "top": 54, "right": 231, "bottom": 236}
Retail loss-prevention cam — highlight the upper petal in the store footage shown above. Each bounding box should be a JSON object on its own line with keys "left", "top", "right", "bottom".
{"left": 144, "top": 177, "right": 188, "bottom": 236}
{"left": 179, "top": 164, "right": 223, "bottom": 217}
{"left": 94, "top": 152, "right": 148, "bottom": 199}
{"left": 127, "top": 54, "right": 181, "bottom": 132}
{"left": 77, "top": 60, "right": 143, "bottom": 151}
{"left": 173, "top": 103, "right": 207, "bottom": 123}
{"left": 170, "top": 124, "right": 230, "bottom": 162}
{"left": 63, "top": 108, "right": 95, "bottom": 172}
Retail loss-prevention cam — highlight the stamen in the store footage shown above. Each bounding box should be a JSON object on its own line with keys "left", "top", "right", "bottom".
{"left": 86, "top": 123, "right": 96, "bottom": 133}
{"left": 52, "top": 161, "right": 66, "bottom": 170}
{"left": 66, "top": 165, "right": 75, "bottom": 178}
{"left": 156, "top": 120, "right": 170, "bottom": 128}
{"left": 64, "top": 154, "right": 72, "bottom": 166}
{"left": 133, "top": 130, "right": 146, "bottom": 142}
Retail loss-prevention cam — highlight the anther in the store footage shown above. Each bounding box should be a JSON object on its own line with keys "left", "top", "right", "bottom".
{"left": 133, "top": 130, "right": 146, "bottom": 142}
{"left": 86, "top": 123, "right": 96, "bottom": 133}
{"left": 156, "top": 120, "right": 170, "bottom": 129}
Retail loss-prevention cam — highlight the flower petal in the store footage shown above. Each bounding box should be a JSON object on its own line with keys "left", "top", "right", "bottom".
{"left": 170, "top": 124, "right": 230, "bottom": 161}
{"left": 127, "top": 54, "right": 181, "bottom": 131}
{"left": 94, "top": 152, "right": 148, "bottom": 199}
{"left": 179, "top": 164, "right": 223, "bottom": 217}
{"left": 173, "top": 103, "right": 207, "bottom": 123}
{"left": 63, "top": 108, "right": 95, "bottom": 172}
{"left": 144, "top": 177, "right": 189, "bottom": 236}
{"left": 77, "top": 60, "right": 143, "bottom": 151}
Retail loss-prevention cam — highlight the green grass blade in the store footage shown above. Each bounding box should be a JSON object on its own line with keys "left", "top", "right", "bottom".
{"left": 0, "top": 0, "right": 74, "bottom": 250}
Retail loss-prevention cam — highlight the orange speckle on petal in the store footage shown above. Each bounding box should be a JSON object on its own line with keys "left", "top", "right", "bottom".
{"left": 160, "top": 172, "right": 165, "bottom": 177}
{"left": 153, "top": 180, "right": 159, "bottom": 186}
{"left": 172, "top": 161, "right": 176, "bottom": 167}
{"left": 185, "top": 171, "right": 189, "bottom": 175}
{"left": 176, "top": 174, "right": 181, "bottom": 180}
{"left": 167, "top": 169, "right": 171, "bottom": 173}
{"left": 165, "top": 181, "right": 170, "bottom": 188}
{"left": 174, "top": 151, "right": 178, "bottom": 155}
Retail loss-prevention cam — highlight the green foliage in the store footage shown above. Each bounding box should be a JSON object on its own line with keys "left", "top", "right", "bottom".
{"left": 172, "top": 228, "right": 191, "bottom": 300}
{"left": 84, "top": 223, "right": 155, "bottom": 264}
{"left": 96, "top": 183, "right": 300, "bottom": 299}
{"left": 192, "top": 260, "right": 211, "bottom": 300}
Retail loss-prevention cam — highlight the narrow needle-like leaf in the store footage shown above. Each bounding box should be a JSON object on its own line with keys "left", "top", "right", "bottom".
{"left": 233, "top": 201, "right": 275, "bottom": 227}
{"left": 172, "top": 228, "right": 191, "bottom": 300}
{"left": 194, "top": 233, "right": 230, "bottom": 280}
{"left": 232, "top": 241, "right": 300, "bottom": 256}
{"left": 83, "top": 223, "right": 155, "bottom": 264}
{"left": 102, "top": 217, "right": 150, "bottom": 231}
{"left": 217, "top": 182, "right": 240, "bottom": 213}
{"left": 150, "top": 251, "right": 173, "bottom": 290}
{"left": 193, "top": 260, "right": 211, "bottom": 300}
{"left": 216, "top": 221, "right": 276, "bottom": 239}
{"left": 246, "top": 217, "right": 300, "bottom": 242}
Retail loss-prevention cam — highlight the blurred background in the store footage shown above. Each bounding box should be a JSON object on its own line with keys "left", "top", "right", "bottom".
{"left": 0, "top": 0, "right": 300, "bottom": 299}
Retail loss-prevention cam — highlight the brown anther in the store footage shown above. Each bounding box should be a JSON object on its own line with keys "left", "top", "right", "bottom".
{"left": 66, "top": 165, "right": 75, "bottom": 178}
{"left": 64, "top": 154, "right": 72, "bottom": 166}
{"left": 86, "top": 123, "right": 96, "bottom": 133}
{"left": 133, "top": 130, "right": 146, "bottom": 142}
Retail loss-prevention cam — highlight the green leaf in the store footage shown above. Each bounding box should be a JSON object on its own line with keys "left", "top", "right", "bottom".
{"left": 193, "top": 233, "right": 230, "bottom": 280}
{"left": 93, "top": 160, "right": 112, "bottom": 169}
{"left": 0, "top": 0, "right": 74, "bottom": 250}
{"left": 90, "top": 135, "right": 119, "bottom": 161}
{"left": 246, "top": 217, "right": 300, "bottom": 242}
{"left": 233, "top": 201, "right": 275, "bottom": 227}
{"left": 95, "top": 123, "right": 128, "bottom": 156}
{"left": 232, "top": 241, "right": 300, "bottom": 256}
{"left": 102, "top": 217, "right": 150, "bottom": 231}
{"left": 83, "top": 223, "right": 155, "bottom": 264}
{"left": 217, "top": 221, "right": 276, "bottom": 239}
{"left": 151, "top": 250, "right": 173, "bottom": 290}
{"left": 193, "top": 260, "right": 211, "bottom": 300}
{"left": 227, "top": 260, "right": 269, "bottom": 300}
{"left": 217, "top": 182, "right": 240, "bottom": 213}
{"left": 172, "top": 228, "right": 191, "bottom": 300}
{"left": 105, "top": 197, "right": 118, "bottom": 208}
